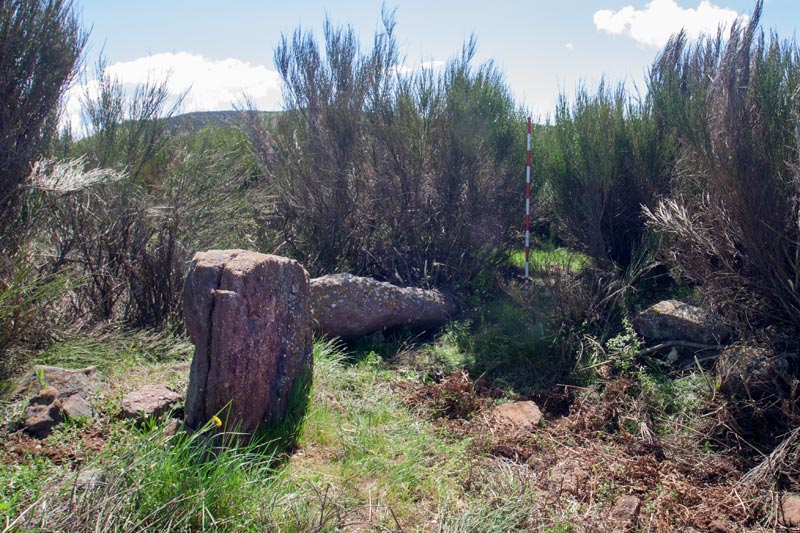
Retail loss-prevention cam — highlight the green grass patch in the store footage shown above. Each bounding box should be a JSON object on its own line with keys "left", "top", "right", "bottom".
{"left": 8, "top": 338, "right": 506, "bottom": 531}
{"left": 509, "top": 245, "right": 591, "bottom": 274}
{"left": 33, "top": 330, "right": 193, "bottom": 375}
{"left": 428, "top": 294, "right": 570, "bottom": 395}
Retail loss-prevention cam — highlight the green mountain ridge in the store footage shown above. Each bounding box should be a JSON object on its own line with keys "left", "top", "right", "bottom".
{"left": 165, "top": 110, "right": 280, "bottom": 134}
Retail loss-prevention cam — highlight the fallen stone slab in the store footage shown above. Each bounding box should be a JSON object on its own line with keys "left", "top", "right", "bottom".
{"left": 310, "top": 273, "right": 458, "bottom": 339}
{"left": 632, "top": 300, "right": 730, "bottom": 345}
{"left": 491, "top": 401, "right": 543, "bottom": 430}
{"left": 121, "top": 384, "right": 181, "bottom": 423}
{"left": 183, "top": 250, "right": 313, "bottom": 438}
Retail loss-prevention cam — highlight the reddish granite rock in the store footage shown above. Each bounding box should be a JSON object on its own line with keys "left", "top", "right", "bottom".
{"left": 23, "top": 387, "right": 63, "bottom": 437}
{"left": 121, "top": 384, "right": 181, "bottom": 423}
{"left": 310, "top": 273, "right": 457, "bottom": 338}
{"left": 183, "top": 250, "right": 312, "bottom": 437}
{"left": 492, "top": 401, "right": 543, "bottom": 430}
{"left": 61, "top": 394, "right": 93, "bottom": 421}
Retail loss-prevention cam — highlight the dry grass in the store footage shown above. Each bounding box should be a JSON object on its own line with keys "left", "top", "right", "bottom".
{"left": 399, "top": 368, "right": 778, "bottom": 532}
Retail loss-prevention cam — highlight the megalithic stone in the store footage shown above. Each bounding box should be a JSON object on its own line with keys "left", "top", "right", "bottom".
{"left": 183, "top": 250, "right": 312, "bottom": 437}
{"left": 310, "top": 273, "right": 458, "bottom": 339}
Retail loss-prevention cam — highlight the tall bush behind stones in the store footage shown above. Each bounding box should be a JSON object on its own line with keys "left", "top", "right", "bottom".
{"left": 645, "top": 0, "right": 800, "bottom": 332}
{"left": 0, "top": 0, "right": 86, "bottom": 232}
{"left": 251, "top": 13, "right": 523, "bottom": 290}
{"left": 536, "top": 82, "right": 676, "bottom": 272}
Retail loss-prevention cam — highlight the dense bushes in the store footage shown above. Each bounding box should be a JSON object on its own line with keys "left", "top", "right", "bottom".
{"left": 27, "top": 159, "right": 184, "bottom": 328}
{"left": 0, "top": 0, "right": 86, "bottom": 230}
{"left": 251, "top": 16, "right": 523, "bottom": 289}
{"left": 0, "top": 0, "right": 86, "bottom": 376}
{"left": 536, "top": 83, "right": 675, "bottom": 271}
{"left": 646, "top": 0, "right": 800, "bottom": 332}
{"left": 77, "top": 59, "right": 179, "bottom": 184}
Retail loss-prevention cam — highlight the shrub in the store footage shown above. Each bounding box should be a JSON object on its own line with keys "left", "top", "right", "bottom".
{"left": 250, "top": 13, "right": 523, "bottom": 290}
{"left": 165, "top": 124, "right": 264, "bottom": 252}
{"left": 645, "top": 0, "right": 800, "bottom": 332}
{"left": 0, "top": 0, "right": 86, "bottom": 230}
{"left": 537, "top": 82, "right": 675, "bottom": 271}
{"left": 27, "top": 65, "right": 261, "bottom": 331}
{"left": 76, "top": 58, "right": 181, "bottom": 184}
{"left": 0, "top": 247, "right": 69, "bottom": 379}
{"left": 28, "top": 158, "right": 185, "bottom": 329}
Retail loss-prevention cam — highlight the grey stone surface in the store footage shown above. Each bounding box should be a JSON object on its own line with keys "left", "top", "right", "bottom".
{"left": 632, "top": 300, "right": 730, "bottom": 344}
{"left": 14, "top": 365, "right": 100, "bottom": 400}
{"left": 183, "top": 250, "right": 313, "bottom": 437}
{"left": 310, "top": 273, "right": 457, "bottom": 338}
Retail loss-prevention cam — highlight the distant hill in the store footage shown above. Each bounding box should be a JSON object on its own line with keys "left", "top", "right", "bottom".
{"left": 165, "top": 110, "right": 280, "bottom": 135}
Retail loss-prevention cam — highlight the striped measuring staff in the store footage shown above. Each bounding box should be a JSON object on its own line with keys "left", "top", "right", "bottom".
{"left": 525, "top": 117, "right": 531, "bottom": 280}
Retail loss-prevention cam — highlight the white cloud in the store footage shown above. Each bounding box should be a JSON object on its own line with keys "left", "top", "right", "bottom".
{"left": 594, "top": 0, "right": 745, "bottom": 48}
{"left": 388, "top": 59, "right": 445, "bottom": 76}
{"left": 64, "top": 52, "right": 282, "bottom": 132}
{"left": 565, "top": 43, "right": 574, "bottom": 50}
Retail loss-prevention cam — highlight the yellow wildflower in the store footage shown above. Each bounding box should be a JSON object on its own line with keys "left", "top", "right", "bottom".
{"left": 211, "top": 415, "right": 222, "bottom": 428}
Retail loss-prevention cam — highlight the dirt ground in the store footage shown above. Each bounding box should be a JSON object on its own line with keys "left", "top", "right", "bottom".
{"left": 397, "top": 370, "right": 783, "bottom": 533}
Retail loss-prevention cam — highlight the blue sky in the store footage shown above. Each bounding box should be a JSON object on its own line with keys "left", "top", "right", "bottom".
{"left": 69, "top": 1, "right": 798, "bottom": 127}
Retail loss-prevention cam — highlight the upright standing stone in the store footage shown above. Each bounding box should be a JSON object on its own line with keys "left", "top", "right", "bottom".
{"left": 183, "top": 250, "right": 312, "bottom": 437}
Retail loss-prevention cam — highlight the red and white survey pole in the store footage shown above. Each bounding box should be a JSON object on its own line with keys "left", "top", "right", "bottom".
{"left": 524, "top": 117, "right": 532, "bottom": 280}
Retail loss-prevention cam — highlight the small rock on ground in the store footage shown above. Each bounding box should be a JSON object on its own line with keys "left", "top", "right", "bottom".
{"left": 121, "top": 384, "right": 181, "bottom": 423}
{"left": 492, "top": 401, "right": 543, "bottom": 429}
{"left": 23, "top": 398, "right": 63, "bottom": 437}
{"left": 610, "top": 495, "right": 641, "bottom": 529}
{"left": 61, "top": 394, "right": 93, "bottom": 420}
{"left": 780, "top": 493, "right": 800, "bottom": 528}
{"left": 17, "top": 366, "right": 102, "bottom": 437}
{"left": 23, "top": 386, "right": 95, "bottom": 437}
